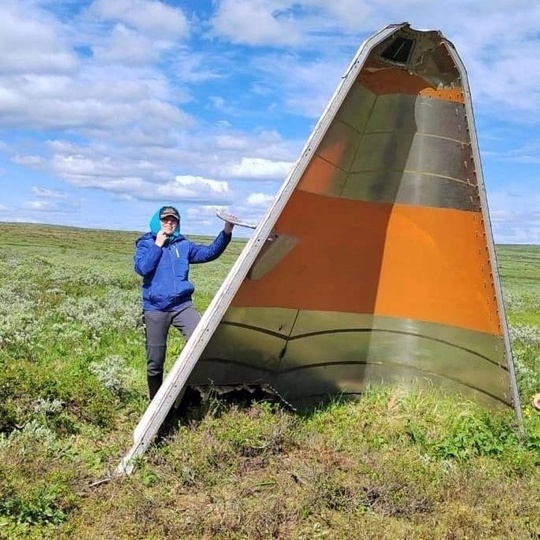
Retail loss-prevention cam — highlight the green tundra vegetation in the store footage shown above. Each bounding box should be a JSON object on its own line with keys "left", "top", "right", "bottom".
{"left": 0, "top": 222, "right": 538, "bottom": 539}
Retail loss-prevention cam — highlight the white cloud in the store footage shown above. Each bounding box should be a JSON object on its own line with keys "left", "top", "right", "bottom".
{"left": 7, "top": 217, "right": 40, "bottom": 224}
{"left": 31, "top": 186, "right": 68, "bottom": 198}
{"left": 211, "top": 0, "right": 304, "bottom": 46}
{"left": 167, "top": 51, "right": 224, "bottom": 85}
{"left": 48, "top": 148, "right": 233, "bottom": 204}
{"left": 487, "top": 185, "right": 540, "bottom": 244}
{"left": 314, "top": 0, "right": 375, "bottom": 30}
{"left": 222, "top": 157, "right": 293, "bottom": 180}
{"left": 247, "top": 192, "right": 274, "bottom": 206}
{"left": 50, "top": 151, "right": 164, "bottom": 185}
{"left": 0, "top": 1, "right": 77, "bottom": 74}
{"left": 91, "top": 24, "right": 165, "bottom": 65}
{"left": 186, "top": 205, "right": 221, "bottom": 217}
{"left": 87, "top": 0, "right": 189, "bottom": 38}
{"left": 496, "top": 143, "right": 540, "bottom": 165}
{"left": 491, "top": 212, "right": 540, "bottom": 244}
{"left": 0, "top": 70, "right": 191, "bottom": 131}
{"left": 22, "top": 199, "right": 76, "bottom": 213}
{"left": 12, "top": 155, "right": 45, "bottom": 167}
{"left": 23, "top": 200, "right": 50, "bottom": 211}
{"left": 214, "top": 134, "right": 253, "bottom": 152}
{"left": 152, "top": 175, "right": 232, "bottom": 203}
{"left": 250, "top": 52, "right": 351, "bottom": 119}
{"left": 210, "top": 130, "right": 299, "bottom": 162}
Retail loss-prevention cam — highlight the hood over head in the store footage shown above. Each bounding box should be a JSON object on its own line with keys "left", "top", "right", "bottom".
{"left": 149, "top": 206, "right": 181, "bottom": 237}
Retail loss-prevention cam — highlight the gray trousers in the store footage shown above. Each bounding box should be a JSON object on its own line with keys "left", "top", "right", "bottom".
{"left": 144, "top": 302, "right": 201, "bottom": 378}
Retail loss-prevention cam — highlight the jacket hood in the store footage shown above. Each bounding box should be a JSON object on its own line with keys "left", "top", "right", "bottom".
{"left": 149, "top": 208, "right": 181, "bottom": 238}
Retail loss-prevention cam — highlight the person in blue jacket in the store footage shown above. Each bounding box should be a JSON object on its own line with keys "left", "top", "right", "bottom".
{"left": 134, "top": 205, "right": 234, "bottom": 400}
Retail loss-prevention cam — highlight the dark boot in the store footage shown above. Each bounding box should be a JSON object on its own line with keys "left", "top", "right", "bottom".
{"left": 147, "top": 374, "right": 163, "bottom": 401}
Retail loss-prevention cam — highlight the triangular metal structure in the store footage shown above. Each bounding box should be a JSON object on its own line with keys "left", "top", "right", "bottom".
{"left": 118, "top": 23, "right": 521, "bottom": 475}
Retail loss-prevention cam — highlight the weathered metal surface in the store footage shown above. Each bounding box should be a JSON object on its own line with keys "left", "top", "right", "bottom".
{"left": 188, "top": 23, "right": 520, "bottom": 411}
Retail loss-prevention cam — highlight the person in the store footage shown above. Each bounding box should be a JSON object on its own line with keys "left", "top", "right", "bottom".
{"left": 134, "top": 205, "right": 234, "bottom": 400}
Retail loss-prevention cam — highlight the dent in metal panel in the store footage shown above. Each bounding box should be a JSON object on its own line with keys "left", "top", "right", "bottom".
{"left": 220, "top": 306, "right": 298, "bottom": 336}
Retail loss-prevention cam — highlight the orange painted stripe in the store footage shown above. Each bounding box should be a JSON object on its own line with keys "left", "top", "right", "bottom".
{"left": 419, "top": 87, "right": 465, "bottom": 103}
{"left": 232, "top": 190, "right": 500, "bottom": 335}
{"left": 358, "top": 68, "right": 465, "bottom": 103}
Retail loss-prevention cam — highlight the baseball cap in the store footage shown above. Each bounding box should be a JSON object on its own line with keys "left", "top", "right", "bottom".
{"left": 159, "top": 206, "right": 180, "bottom": 220}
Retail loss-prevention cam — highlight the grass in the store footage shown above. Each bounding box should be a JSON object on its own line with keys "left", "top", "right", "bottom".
{"left": 0, "top": 223, "right": 538, "bottom": 539}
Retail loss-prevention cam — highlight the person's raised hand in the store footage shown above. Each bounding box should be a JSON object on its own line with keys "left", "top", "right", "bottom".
{"left": 155, "top": 230, "right": 169, "bottom": 247}
{"left": 223, "top": 220, "right": 235, "bottom": 234}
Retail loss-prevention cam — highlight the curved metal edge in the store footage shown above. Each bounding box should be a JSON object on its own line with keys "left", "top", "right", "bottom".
{"left": 443, "top": 40, "right": 523, "bottom": 428}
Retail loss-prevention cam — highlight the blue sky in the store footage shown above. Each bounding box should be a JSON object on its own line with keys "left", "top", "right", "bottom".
{"left": 0, "top": 0, "right": 539, "bottom": 243}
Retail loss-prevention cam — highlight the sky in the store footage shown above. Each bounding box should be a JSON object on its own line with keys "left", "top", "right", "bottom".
{"left": 0, "top": 0, "right": 539, "bottom": 243}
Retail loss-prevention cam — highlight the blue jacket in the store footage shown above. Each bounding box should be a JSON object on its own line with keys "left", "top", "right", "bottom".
{"left": 134, "top": 211, "right": 231, "bottom": 311}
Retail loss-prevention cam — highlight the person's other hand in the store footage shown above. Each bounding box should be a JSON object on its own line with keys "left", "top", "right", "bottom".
{"left": 155, "top": 230, "right": 168, "bottom": 247}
